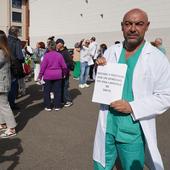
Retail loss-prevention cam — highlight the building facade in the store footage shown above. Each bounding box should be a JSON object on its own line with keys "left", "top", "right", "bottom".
{"left": 29, "top": 0, "right": 170, "bottom": 58}
{"left": 0, "top": 0, "right": 29, "bottom": 42}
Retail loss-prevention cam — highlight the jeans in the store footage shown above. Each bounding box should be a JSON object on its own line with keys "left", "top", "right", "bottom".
{"left": 61, "top": 75, "right": 72, "bottom": 103}
{"left": 8, "top": 78, "right": 18, "bottom": 108}
{"left": 44, "top": 79, "right": 62, "bottom": 108}
{"left": 79, "top": 62, "right": 90, "bottom": 84}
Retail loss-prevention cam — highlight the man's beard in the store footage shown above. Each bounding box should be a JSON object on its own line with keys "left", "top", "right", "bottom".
{"left": 124, "top": 36, "right": 143, "bottom": 50}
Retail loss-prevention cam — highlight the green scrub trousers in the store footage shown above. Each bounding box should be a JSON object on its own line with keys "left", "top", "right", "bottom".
{"left": 73, "top": 61, "right": 80, "bottom": 78}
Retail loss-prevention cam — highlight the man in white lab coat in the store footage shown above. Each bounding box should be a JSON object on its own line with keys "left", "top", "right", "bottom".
{"left": 93, "top": 8, "right": 170, "bottom": 170}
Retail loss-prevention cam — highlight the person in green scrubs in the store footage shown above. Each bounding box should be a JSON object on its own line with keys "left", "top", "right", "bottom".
{"left": 94, "top": 8, "right": 150, "bottom": 170}
{"left": 73, "top": 42, "right": 81, "bottom": 80}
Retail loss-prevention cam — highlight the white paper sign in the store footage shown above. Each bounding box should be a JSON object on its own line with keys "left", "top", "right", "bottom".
{"left": 92, "top": 63, "right": 127, "bottom": 105}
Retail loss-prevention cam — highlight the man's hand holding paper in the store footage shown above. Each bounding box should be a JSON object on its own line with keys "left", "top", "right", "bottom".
{"left": 110, "top": 100, "right": 132, "bottom": 114}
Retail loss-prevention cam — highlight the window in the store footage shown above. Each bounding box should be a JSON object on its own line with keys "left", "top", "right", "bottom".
{"left": 12, "top": 0, "right": 22, "bottom": 9}
{"left": 12, "top": 12, "right": 22, "bottom": 22}
{"left": 16, "top": 26, "right": 22, "bottom": 36}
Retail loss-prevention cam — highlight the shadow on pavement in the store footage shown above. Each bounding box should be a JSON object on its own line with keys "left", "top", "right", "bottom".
{"left": 0, "top": 138, "right": 23, "bottom": 170}
{"left": 70, "top": 88, "right": 82, "bottom": 100}
{"left": 15, "top": 84, "right": 44, "bottom": 132}
{"left": 15, "top": 84, "right": 82, "bottom": 133}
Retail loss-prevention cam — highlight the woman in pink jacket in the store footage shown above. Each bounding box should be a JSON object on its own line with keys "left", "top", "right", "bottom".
{"left": 38, "top": 40, "right": 67, "bottom": 111}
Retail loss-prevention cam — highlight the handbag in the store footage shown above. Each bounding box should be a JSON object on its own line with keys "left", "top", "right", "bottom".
{"left": 23, "top": 63, "right": 31, "bottom": 75}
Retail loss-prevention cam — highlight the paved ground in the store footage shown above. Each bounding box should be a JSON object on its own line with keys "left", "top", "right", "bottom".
{"left": 0, "top": 77, "right": 170, "bottom": 170}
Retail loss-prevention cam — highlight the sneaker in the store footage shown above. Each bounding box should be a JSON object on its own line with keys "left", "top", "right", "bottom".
{"left": 73, "top": 77, "right": 79, "bottom": 80}
{"left": 54, "top": 108, "right": 61, "bottom": 111}
{"left": 79, "top": 84, "right": 85, "bottom": 89}
{"left": 88, "top": 78, "right": 95, "bottom": 82}
{"left": 45, "top": 108, "right": 52, "bottom": 111}
{"left": 36, "top": 82, "right": 41, "bottom": 85}
{"left": 0, "top": 129, "right": 16, "bottom": 138}
{"left": 84, "top": 83, "right": 90, "bottom": 88}
{"left": 64, "top": 102, "right": 73, "bottom": 107}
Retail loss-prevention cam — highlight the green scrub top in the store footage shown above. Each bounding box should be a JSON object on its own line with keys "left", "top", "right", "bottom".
{"left": 106, "top": 43, "right": 145, "bottom": 143}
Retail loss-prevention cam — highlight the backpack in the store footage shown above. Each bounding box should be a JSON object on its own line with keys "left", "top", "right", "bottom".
{"left": 9, "top": 38, "right": 25, "bottom": 78}
{"left": 67, "top": 60, "right": 75, "bottom": 71}
{"left": 60, "top": 47, "right": 75, "bottom": 71}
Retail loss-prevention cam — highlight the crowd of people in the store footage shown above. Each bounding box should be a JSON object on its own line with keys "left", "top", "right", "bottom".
{"left": 72, "top": 37, "right": 108, "bottom": 88}
{"left": 0, "top": 7, "right": 170, "bottom": 170}
{"left": 0, "top": 28, "right": 106, "bottom": 139}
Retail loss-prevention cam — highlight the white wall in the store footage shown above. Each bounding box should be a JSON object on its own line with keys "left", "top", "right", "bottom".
{"left": 30, "top": 0, "right": 170, "bottom": 57}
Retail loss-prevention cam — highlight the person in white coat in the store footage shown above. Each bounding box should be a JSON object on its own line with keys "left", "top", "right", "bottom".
{"left": 89, "top": 37, "right": 98, "bottom": 80}
{"left": 79, "top": 39, "right": 93, "bottom": 88}
{"left": 93, "top": 8, "right": 170, "bottom": 170}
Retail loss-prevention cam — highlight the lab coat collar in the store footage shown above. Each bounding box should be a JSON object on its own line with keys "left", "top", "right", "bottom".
{"left": 114, "top": 41, "right": 154, "bottom": 60}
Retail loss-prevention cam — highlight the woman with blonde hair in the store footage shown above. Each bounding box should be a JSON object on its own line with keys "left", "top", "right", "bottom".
{"left": 0, "top": 30, "right": 17, "bottom": 138}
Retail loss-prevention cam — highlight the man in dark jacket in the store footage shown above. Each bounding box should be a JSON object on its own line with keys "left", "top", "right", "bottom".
{"left": 8, "top": 26, "right": 25, "bottom": 110}
{"left": 56, "top": 38, "right": 73, "bottom": 107}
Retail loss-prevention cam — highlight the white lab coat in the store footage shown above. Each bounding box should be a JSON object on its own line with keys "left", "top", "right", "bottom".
{"left": 89, "top": 41, "right": 98, "bottom": 59}
{"left": 93, "top": 41, "right": 170, "bottom": 170}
